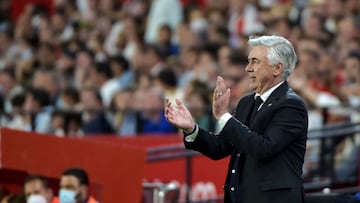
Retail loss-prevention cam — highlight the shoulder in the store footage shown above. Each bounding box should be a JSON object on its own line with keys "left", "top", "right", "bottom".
{"left": 274, "top": 82, "right": 307, "bottom": 108}
{"left": 87, "top": 196, "right": 98, "bottom": 203}
{"left": 286, "top": 88, "right": 307, "bottom": 108}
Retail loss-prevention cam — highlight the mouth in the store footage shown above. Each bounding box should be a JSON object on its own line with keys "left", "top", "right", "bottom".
{"left": 249, "top": 76, "right": 256, "bottom": 81}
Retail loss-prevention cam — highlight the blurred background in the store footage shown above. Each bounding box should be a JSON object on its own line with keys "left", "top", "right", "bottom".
{"left": 0, "top": 0, "right": 359, "bottom": 202}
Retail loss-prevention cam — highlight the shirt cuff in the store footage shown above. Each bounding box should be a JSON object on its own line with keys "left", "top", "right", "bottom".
{"left": 184, "top": 125, "right": 199, "bottom": 142}
{"left": 218, "top": 113, "right": 232, "bottom": 130}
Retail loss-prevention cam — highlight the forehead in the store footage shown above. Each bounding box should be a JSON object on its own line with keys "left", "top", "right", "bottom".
{"left": 24, "top": 179, "right": 46, "bottom": 192}
{"left": 60, "top": 175, "right": 80, "bottom": 187}
{"left": 248, "top": 45, "right": 268, "bottom": 59}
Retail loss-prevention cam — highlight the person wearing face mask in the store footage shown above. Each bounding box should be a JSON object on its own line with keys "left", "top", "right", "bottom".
{"left": 59, "top": 168, "right": 97, "bottom": 203}
{"left": 27, "top": 195, "right": 46, "bottom": 203}
{"left": 23, "top": 175, "right": 59, "bottom": 203}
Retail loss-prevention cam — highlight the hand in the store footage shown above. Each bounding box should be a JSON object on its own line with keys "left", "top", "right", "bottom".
{"left": 165, "top": 98, "right": 195, "bottom": 133}
{"left": 212, "top": 76, "right": 230, "bottom": 120}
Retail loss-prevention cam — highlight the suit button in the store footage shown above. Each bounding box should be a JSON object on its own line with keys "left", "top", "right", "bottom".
{"left": 230, "top": 187, "right": 235, "bottom": 191}
{"left": 232, "top": 169, "right": 235, "bottom": 173}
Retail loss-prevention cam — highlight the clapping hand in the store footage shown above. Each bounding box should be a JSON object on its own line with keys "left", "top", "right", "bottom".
{"left": 213, "top": 76, "right": 231, "bottom": 120}
{"left": 165, "top": 98, "right": 196, "bottom": 134}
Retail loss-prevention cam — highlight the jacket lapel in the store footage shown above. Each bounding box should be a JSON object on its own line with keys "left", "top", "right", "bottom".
{"left": 249, "top": 82, "right": 289, "bottom": 128}
{"left": 237, "top": 93, "right": 257, "bottom": 124}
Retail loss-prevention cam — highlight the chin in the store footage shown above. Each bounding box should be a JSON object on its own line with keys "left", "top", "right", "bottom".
{"left": 249, "top": 84, "right": 257, "bottom": 91}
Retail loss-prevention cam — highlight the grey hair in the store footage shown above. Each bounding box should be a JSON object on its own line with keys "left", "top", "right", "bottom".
{"left": 248, "top": 35, "right": 297, "bottom": 80}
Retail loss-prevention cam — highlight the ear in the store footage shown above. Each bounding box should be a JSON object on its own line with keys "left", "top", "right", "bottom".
{"left": 46, "top": 188, "right": 54, "bottom": 202}
{"left": 80, "top": 185, "right": 88, "bottom": 200}
{"left": 273, "top": 63, "right": 283, "bottom": 77}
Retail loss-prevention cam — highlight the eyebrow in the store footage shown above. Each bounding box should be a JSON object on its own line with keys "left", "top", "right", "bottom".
{"left": 248, "top": 57, "right": 262, "bottom": 63}
{"left": 60, "top": 184, "right": 77, "bottom": 189}
{"left": 25, "top": 190, "right": 40, "bottom": 197}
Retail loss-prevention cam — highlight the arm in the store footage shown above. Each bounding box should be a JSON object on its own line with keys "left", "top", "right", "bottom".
{"left": 164, "top": 76, "right": 235, "bottom": 160}
{"left": 164, "top": 98, "right": 233, "bottom": 160}
{"left": 184, "top": 125, "right": 233, "bottom": 160}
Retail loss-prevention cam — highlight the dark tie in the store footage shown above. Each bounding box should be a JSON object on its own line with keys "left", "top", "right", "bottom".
{"left": 248, "top": 96, "right": 263, "bottom": 124}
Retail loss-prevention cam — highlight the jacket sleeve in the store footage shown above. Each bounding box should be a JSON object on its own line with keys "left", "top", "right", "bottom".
{"left": 184, "top": 127, "right": 233, "bottom": 160}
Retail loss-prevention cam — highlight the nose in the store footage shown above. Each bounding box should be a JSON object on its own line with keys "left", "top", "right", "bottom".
{"left": 245, "top": 64, "right": 252, "bottom": 72}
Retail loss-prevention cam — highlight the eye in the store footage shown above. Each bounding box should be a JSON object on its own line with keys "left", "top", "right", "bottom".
{"left": 248, "top": 58, "right": 260, "bottom": 65}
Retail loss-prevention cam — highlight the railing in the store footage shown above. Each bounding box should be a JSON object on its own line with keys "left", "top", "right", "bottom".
{"left": 304, "top": 121, "right": 360, "bottom": 193}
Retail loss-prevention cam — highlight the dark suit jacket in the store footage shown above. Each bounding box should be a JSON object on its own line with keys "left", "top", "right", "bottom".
{"left": 184, "top": 82, "right": 308, "bottom": 203}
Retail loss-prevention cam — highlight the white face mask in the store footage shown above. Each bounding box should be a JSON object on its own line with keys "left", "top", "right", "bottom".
{"left": 59, "top": 189, "right": 77, "bottom": 203}
{"left": 27, "top": 194, "right": 47, "bottom": 203}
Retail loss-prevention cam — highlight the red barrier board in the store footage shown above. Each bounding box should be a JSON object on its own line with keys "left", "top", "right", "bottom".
{"left": 0, "top": 128, "right": 146, "bottom": 203}
{"left": 0, "top": 129, "right": 228, "bottom": 202}
{"left": 85, "top": 135, "right": 228, "bottom": 202}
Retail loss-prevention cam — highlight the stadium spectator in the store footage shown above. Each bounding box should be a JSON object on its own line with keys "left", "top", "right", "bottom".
{"left": 153, "top": 67, "right": 184, "bottom": 106}
{"left": 144, "top": 0, "right": 183, "bottom": 44}
{"left": 341, "top": 51, "right": 360, "bottom": 107}
{"left": 23, "top": 174, "right": 59, "bottom": 203}
{"left": 222, "top": 48, "right": 249, "bottom": 112}
{"left": 22, "top": 87, "right": 53, "bottom": 133}
{"left": 0, "top": 0, "right": 357, "bottom": 142}
{"left": 0, "top": 68, "right": 24, "bottom": 113}
{"left": 79, "top": 87, "right": 114, "bottom": 134}
{"left": 185, "top": 86, "right": 216, "bottom": 132}
{"left": 1, "top": 194, "right": 26, "bottom": 203}
{"left": 59, "top": 168, "right": 97, "bottom": 203}
{"left": 31, "top": 69, "right": 60, "bottom": 105}
{"left": 133, "top": 87, "right": 177, "bottom": 134}
{"left": 110, "top": 88, "right": 138, "bottom": 136}
{"left": 0, "top": 187, "right": 9, "bottom": 203}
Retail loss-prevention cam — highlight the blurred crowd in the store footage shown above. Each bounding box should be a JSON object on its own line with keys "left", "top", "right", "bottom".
{"left": 0, "top": 0, "right": 358, "bottom": 198}
{"left": 0, "top": 0, "right": 358, "bottom": 139}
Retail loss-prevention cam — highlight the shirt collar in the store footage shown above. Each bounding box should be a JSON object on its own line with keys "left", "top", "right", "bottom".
{"left": 255, "top": 81, "right": 284, "bottom": 102}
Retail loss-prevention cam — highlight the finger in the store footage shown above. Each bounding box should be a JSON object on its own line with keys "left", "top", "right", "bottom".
{"left": 165, "top": 106, "right": 174, "bottom": 121}
{"left": 215, "top": 76, "right": 222, "bottom": 91}
{"left": 165, "top": 98, "right": 172, "bottom": 107}
{"left": 225, "top": 88, "right": 231, "bottom": 96}
{"left": 175, "top": 98, "right": 185, "bottom": 109}
{"left": 217, "top": 76, "right": 226, "bottom": 90}
{"left": 214, "top": 76, "right": 226, "bottom": 97}
{"left": 164, "top": 98, "right": 171, "bottom": 112}
{"left": 213, "top": 89, "right": 217, "bottom": 101}
{"left": 213, "top": 90, "right": 222, "bottom": 101}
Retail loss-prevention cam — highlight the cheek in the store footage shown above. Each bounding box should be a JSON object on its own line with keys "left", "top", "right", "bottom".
{"left": 248, "top": 80, "right": 257, "bottom": 90}
{"left": 256, "top": 68, "right": 272, "bottom": 82}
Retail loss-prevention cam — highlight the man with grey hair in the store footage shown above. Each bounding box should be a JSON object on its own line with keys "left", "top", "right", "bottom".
{"left": 165, "top": 35, "right": 308, "bottom": 203}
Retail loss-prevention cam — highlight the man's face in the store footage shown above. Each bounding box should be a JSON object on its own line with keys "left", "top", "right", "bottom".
{"left": 23, "top": 93, "right": 40, "bottom": 113}
{"left": 80, "top": 90, "right": 101, "bottom": 110}
{"left": 60, "top": 175, "right": 81, "bottom": 193}
{"left": 0, "top": 73, "right": 14, "bottom": 95}
{"left": 24, "top": 179, "right": 51, "bottom": 203}
{"left": 60, "top": 175, "right": 81, "bottom": 201}
{"left": 245, "top": 45, "right": 279, "bottom": 94}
